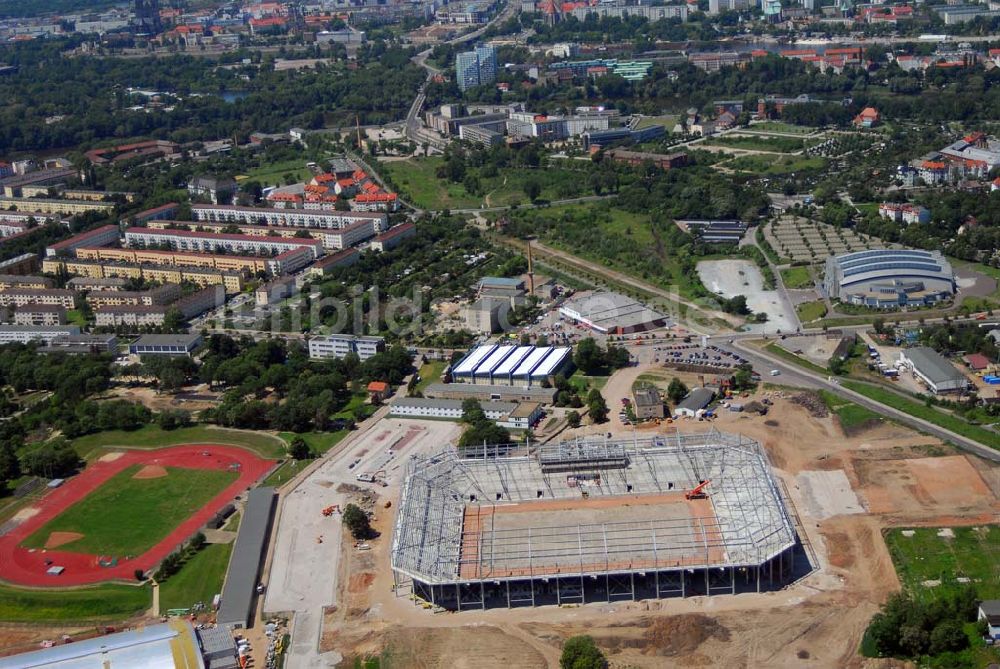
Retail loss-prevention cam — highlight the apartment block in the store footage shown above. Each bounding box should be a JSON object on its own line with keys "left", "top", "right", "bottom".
{"left": 370, "top": 222, "right": 416, "bottom": 252}
{"left": 190, "top": 204, "right": 386, "bottom": 233}
{"left": 0, "top": 274, "right": 55, "bottom": 291}
{"left": 319, "top": 219, "right": 377, "bottom": 250}
{"left": 0, "top": 324, "right": 80, "bottom": 344}
{"left": 84, "top": 283, "right": 182, "bottom": 308}
{"left": 0, "top": 289, "right": 75, "bottom": 309}
{"left": 12, "top": 305, "right": 67, "bottom": 326}
{"left": 73, "top": 247, "right": 272, "bottom": 276}
{"left": 0, "top": 197, "right": 115, "bottom": 216}
{"left": 123, "top": 227, "right": 323, "bottom": 260}
{"left": 308, "top": 334, "right": 385, "bottom": 361}
{"left": 306, "top": 248, "right": 360, "bottom": 278}
{"left": 45, "top": 225, "right": 121, "bottom": 258}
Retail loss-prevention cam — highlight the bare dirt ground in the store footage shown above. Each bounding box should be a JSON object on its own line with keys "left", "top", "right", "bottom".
{"left": 43, "top": 531, "right": 84, "bottom": 550}
{"left": 132, "top": 465, "right": 168, "bottom": 480}
{"left": 319, "top": 388, "right": 1000, "bottom": 668}
{"left": 104, "top": 386, "right": 221, "bottom": 413}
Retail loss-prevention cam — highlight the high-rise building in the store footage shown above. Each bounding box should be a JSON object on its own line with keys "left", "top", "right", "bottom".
{"left": 456, "top": 51, "right": 481, "bottom": 92}
{"left": 134, "top": 0, "right": 162, "bottom": 34}
{"left": 455, "top": 44, "right": 498, "bottom": 92}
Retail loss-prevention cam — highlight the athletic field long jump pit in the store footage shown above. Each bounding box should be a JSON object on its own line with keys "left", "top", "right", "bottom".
{"left": 0, "top": 445, "right": 273, "bottom": 586}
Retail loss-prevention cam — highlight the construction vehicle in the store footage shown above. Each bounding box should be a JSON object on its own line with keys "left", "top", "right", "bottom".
{"left": 356, "top": 470, "right": 388, "bottom": 487}
{"left": 322, "top": 505, "right": 340, "bottom": 516}
{"left": 685, "top": 480, "right": 711, "bottom": 500}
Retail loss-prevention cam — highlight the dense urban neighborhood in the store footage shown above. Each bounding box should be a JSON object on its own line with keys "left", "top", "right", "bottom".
{"left": 4, "top": 0, "right": 1000, "bottom": 667}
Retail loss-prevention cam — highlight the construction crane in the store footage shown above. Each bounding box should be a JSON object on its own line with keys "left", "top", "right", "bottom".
{"left": 685, "top": 480, "right": 711, "bottom": 500}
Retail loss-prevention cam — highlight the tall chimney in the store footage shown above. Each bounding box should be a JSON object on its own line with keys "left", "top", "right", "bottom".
{"left": 527, "top": 240, "right": 535, "bottom": 295}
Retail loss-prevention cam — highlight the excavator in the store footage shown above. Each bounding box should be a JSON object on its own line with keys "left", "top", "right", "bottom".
{"left": 685, "top": 480, "right": 711, "bottom": 500}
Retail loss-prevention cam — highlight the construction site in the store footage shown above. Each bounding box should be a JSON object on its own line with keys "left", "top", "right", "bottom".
{"left": 390, "top": 431, "right": 799, "bottom": 610}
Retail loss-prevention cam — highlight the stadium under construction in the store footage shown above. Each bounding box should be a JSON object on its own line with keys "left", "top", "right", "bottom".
{"left": 391, "top": 430, "right": 800, "bottom": 610}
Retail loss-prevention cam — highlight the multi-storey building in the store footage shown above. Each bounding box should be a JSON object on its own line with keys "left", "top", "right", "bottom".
{"left": 72, "top": 247, "right": 274, "bottom": 276}
{"left": 12, "top": 305, "right": 67, "bottom": 326}
{"left": 0, "top": 289, "right": 75, "bottom": 309}
{"left": 306, "top": 248, "right": 360, "bottom": 278}
{"left": 0, "top": 274, "right": 54, "bottom": 291}
{"left": 455, "top": 45, "right": 497, "bottom": 92}
{"left": 370, "top": 222, "right": 416, "bottom": 252}
{"left": 84, "top": 284, "right": 182, "bottom": 308}
{"left": 190, "top": 205, "right": 386, "bottom": 233}
{"left": 0, "top": 324, "right": 80, "bottom": 344}
{"left": 308, "top": 334, "right": 385, "bottom": 361}
{"left": 123, "top": 227, "right": 323, "bottom": 259}
{"left": 45, "top": 225, "right": 121, "bottom": 258}
{"left": 319, "top": 220, "right": 377, "bottom": 250}
{"left": 0, "top": 197, "right": 115, "bottom": 216}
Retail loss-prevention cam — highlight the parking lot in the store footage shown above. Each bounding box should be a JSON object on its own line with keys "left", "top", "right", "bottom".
{"left": 654, "top": 343, "right": 749, "bottom": 370}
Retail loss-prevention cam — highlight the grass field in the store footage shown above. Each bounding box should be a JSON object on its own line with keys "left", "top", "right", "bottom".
{"left": 841, "top": 380, "right": 1000, "bottom": 450}
{"left": 278, "top": 430, "right": 347, "bottom": 456}
{"left": 0, "top": 582, "right": 150, "bottom": 623}
{"left": 72, "top": 425, "right": 288, "bottom": 460}
{"left": 159, "top": 542, "right": 233, "bottom": 612}
{"left": 243, "top": 160, "right": 313, "bottom": 188}
{"left": 65, "top": 309, "right": 88, "bottom": 327}
{"left": 727, "top": 155, "right": 827, "bottom": 176}
{"left": 378, "top": 157, "right": 479, "bottom": 209}
{"left": 885, "top": 525, "right": 1000, "bottom": 601}
{"left": 22, "top": 465, "right": 238, "bottom": 555}
{"left": 746, "top": 121, "right": 816, "bottom": 135}
{"left": 818, "top": 390, "right": 882, "bottom": 431}
{"left": 635, "top": 114, "right": 677, "bottom": 129}
{"left": 780, "top": 266, "right": 814, "bottom": 289}
{"left": 413, "top": 361, "right": 447, "bottom": 395}
{"left": 702, "top": 135, "right": 810, "bottom": 153}
{"left": 796, "top": 300, "right": 828, "bottom": 322}
{"left": 764, "top": 342, "right": 830, "bottom": 375}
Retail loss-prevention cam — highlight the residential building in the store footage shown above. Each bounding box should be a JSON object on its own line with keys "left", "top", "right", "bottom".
{"left": 0, "top": 289, "right": 74, "bottom": 309}
{"left": 306, "top": 248, "right": 360, "bottom": 278}
{"left": 934, "top": 4, "right": 1000, "bottom": 23}
{"left": 255, "top": 275, "right": 296, "bottom": 307}
{"left": 319, "top": 219, "right": 377, "bottom": 250}
{"left": 898, "top": 347, "right": 968, "bottom": 394}
{"left": 51, "top": 259, "right": 244, "bottom": 294}
{"left": 66, "top": 276, "right": 129, "bottom": 291}
{"left": 0, "top": 197, "right": 115, "bottom": 216}
{"left": 978, "top": 601, "right": 1000, "bottom": 642}
{"left": 0, "top": 274, "right": 54, "bottom": 290}
{"left": 84, "top": 284, "right": 182, "bottom": 308}
{"left": 455, "top": 44, "right": 497, "bottom": 92}
{"left": 45, "top": 224, "right": 121, "bottom": 258}
{"left": 853, "top": 106, "right": 880, "bottom": 128}
{"left": 350, "top": 193, "right": 400, "bottom": 213}
{"left": 187, "top": 175, "right": 238, "bottom": 205}
{"left": 0, "top": 253, "right": 40, "bottom": 275}
{"left": 370, "top": 222, "right": 416, "bottom": 252}
{"left": 0, "top": 324, "right": 80, "bottom": 344}
{"left": 633, "top": 387, "right": 664, "bottom": 420}
{"left": 707, "top": 0, "right": 752, "bottom": 13}
{"left": 308, "top": 334, "right": 386, "bottom": 361}
{"left": 129, "top": 202, "right": 180, "bottom": 224}
{"left": 190, "top": 204, "right": 386, "bottom": 233}
{"left": 603, "top": 148, "right": 688, "bottom": 170}
{"left": 72, "top": 247, "right": 273, "bottom": 277}
{"left": 129, "top": 334, "right": 203, "bottom": 356}
{"left": 877, "top": 203, "right": 931, "bottom": 225}
{"left": 95, "top": 305, "right": 168, "bottom": 327}
{"left": 0, "top": 167, "right": 78, "bottom": 197}
{"left": 123, "top": 227, "right": 323, "bottom": 260}
{"left": 674, "top": 387, "right": 715, "bottom": 417}
{"left": 12, "top": 305, "right": 66, "bottom": 326}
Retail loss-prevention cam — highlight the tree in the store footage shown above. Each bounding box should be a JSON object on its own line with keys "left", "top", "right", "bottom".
{"left": 566, "top": 410, "right": 581, "bottom": 428}
{"left": 342, "top": 503, "right": 373, "bottom": 539}
{"left": 560, "top": 635, "right": 607, "bottom": 669}
{"left": 928, "top": 620, "right": 967, "bottom": 655}
{"left": 524, "top": 178, "right": 542, "bottom": 203}
{"left": 587, "top": 388, "right": 608, "bottom": 424}
{"left": 667, "top": 377, "right": 688, "bottom": 405}
{"left": 189, "top": 531, "right": 206, "bottom": 551}
{"left": 574, "top": 338, "right": 604, "bottom": 375}
{"left": 289, "top": 436, "right": 311, "bottom": 460}
{"left": 158, "top": 409, "right": 191, "bottom": 430}
{"left": 21, "top": 439, "right": 82, "bottom": 479}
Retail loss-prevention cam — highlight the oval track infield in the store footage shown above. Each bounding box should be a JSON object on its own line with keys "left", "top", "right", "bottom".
{"left": 0, "top": 445, "right": 274, "bottom": 586}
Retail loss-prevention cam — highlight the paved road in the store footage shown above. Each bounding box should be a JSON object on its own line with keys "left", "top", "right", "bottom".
{"left": 726, "top": 339, "right": 1000, "bottom": 464}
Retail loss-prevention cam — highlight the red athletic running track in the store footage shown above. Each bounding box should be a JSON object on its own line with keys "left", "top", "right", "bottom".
{"left": 0, "top": 445, "right": 274, "bottom": 587}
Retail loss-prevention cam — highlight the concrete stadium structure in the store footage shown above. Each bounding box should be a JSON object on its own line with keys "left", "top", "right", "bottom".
{"left": 391, "top": 430, "right": 798, "bottom": 610}
{"left": 824, "top": 249, "right": 955, "bottom": 309}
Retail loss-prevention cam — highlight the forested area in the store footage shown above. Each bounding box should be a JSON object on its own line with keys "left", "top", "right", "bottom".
{"left": 0, "top": 38, "right": 424, "bottom": 152}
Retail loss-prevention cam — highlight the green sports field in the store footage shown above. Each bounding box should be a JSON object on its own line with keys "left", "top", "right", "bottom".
{"left": 21, "top": 465, "right": 238, "bottom": 556}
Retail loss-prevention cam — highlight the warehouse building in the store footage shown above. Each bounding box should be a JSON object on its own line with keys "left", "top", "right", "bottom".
{"left": 823, "top": 249, "right": 955, "bottom": 309}
{"left": 898, "top": 347, "right": 969, "bottom": 395}
{"left": 451, "top": 344, "right": 573, "bottom": 387}
{"left": 559, "top": 291, "right": 670, "bottom": 334}
{"left": 675, "top": 220, "right": 748, "bottom": 244}
{"left": 423, "top": 382, "right": 557, "bottom": 404}
{"left": 129, "top": 334, "right": 204, "bottom": 357}
{"left": 217, "top": 487, "right": 277, "bottom": 629}
{"left": 0, "top": 620, "right": 206, "bottom": 669}
{"left": 674, "top": 387, "right": 715, "bottom": 417}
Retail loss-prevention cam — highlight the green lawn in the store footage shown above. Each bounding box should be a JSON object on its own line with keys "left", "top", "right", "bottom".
{"left": 635, "top": 114, "right": 677, "bottom": 129}
{"left": 22, "top": 465, "right": 238, "bottom": 555}
{"left": 72, "top": 425, "right": 288, "bottom": 460}
{"left": 242, "top": 160, "right": 313, "bottom": 188}
{"left": 65, "top": 309, "right": 88, "bottom": 327}
{"left": 746, "top": 121, "right": 816, "bottom": 135}
{"left": 796, "top": 300, "right": 828, "bottom": 323}
{"left": 780, "top": 266, "right": 814, "bottom": 289}
{"left": 842, "top": 380, "right": 1000, "bottom": 450}
{"left": 569, "top": 370, "right": 609, "bottom": 394}
{"left": 278, "top": 430, "right": 348, "bottom": 456}
{"left": 261, "top": 459, "right": 306, "bottom": 488}
{"left": 377, "top": 157, "right": 482, "bottom": 209}
{"left": 764, "top": 342, "right": 829, "bottom": 375}
{"left": 413, "top": 361, "right": 446, "bottom": 395}
{"left": 818, "top": 390, "right": 882, "bottom": 431}
{"left": 702, "top": 135, "right": 810, "bottom": 153}
{"left": 885, "top": 525, "right": 1000, "bottom": 601}
{"left": 159, "top": 542, "right": 233, "bottom": 611}
{"left": 0, "top": 582, "right": 150, "bottom": 623}
{"left": 727, "top": 155, "right": 827, "bottom": 176}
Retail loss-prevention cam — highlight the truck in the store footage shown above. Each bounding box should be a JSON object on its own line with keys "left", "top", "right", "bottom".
{"left": 769, "top": 369, "right": 781, "bottom": 376}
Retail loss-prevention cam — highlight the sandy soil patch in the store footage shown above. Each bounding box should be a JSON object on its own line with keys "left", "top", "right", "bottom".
{"left": 11, "top": 507, "right": 39, "bottom": 522}
{"left": 133, "top": 465, "right": 168, "bottom": 480}
{"left": 98, "top": 452, "right": 125, "bottom": 463}
{"left": 44, "top": 531, "right": 84, "bottom": 550}
{"left": 907, "top": 456, "right": 993, "bottom": 506}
